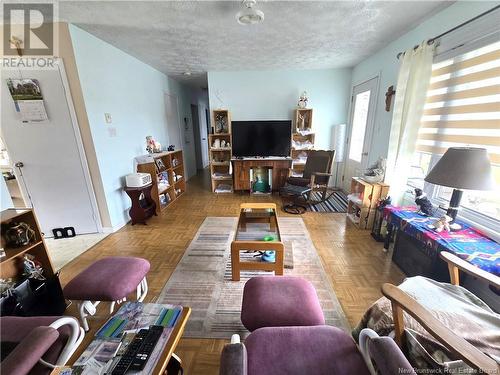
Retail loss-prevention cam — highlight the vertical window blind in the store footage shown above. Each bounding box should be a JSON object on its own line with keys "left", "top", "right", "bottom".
{"left": 417, "top": 41, "right": 500, "bottom": 165}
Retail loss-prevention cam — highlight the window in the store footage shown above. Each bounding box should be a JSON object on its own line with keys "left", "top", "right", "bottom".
{"left": 348, "top": 90, "right": 371, "bottom": 162}
{"left": 408, "top": 40, "right": 500, "bottom": 226}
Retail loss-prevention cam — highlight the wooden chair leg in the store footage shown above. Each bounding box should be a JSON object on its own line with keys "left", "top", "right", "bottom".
{"left": 448, "top": 264, "right": 460, "bottom": 286}
{"left": 391, "top": 301, "right": 405, "bottom": 347}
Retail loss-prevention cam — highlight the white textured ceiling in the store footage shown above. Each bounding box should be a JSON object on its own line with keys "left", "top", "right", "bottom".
{"left": 58, "top": 1, "right": 451, "bottom": 87}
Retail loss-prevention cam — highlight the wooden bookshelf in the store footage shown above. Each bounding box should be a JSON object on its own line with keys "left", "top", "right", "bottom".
{"left": 209, "top": 109, "right": 233, "bottom": 193}
{"left": 346, "top": 177, "right": 389, "bottom": 230}
{"left": 1, "top": 208, "right": 55, "bottom": 280}
{"left": 291, "top": 108, "right": 315, "bottom": 176}
{"left": 137, "top": 150, "right": 185, "bottom": 214}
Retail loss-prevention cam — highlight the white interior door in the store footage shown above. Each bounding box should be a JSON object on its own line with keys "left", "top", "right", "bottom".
{"left": 191, "top": 104, "right": 203, "bottom": 169}
{"left": 1, "top": 60, "right": 101, "bottom": 235}
{"left": 343, "top": 77, "right": 379, "bottom": 190}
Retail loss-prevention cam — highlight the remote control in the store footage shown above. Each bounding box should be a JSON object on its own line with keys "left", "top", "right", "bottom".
{"left": 129, "top": 325, "right": 163, "bottom": 371}
{"left": 111, "top": 325, "right": 163, "bottom": 374}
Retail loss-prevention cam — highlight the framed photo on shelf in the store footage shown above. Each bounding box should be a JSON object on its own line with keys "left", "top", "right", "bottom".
{"left": 155, "top": 158, "right": 166, "bottom": 171}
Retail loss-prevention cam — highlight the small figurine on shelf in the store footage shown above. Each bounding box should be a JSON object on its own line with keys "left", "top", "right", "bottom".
{"left": 297, "top": 113, "right": 306, "bottom": 130}
{"left": 23, "top": 254, "right": 45, "bottom": 280}
{"left": 414, "top": 188, "right": 435, "bottom": 216}
{"left": 146, "top": 136, "right": 162, "bottom": 153}
{"left": 167, "top": 145, "right": 175, "bottom": 151}
{"left": 428, "top": 215, "right": 452, "bottom": 233}
{"left": 298, "top": 91, "right": 308, "bottom": 108}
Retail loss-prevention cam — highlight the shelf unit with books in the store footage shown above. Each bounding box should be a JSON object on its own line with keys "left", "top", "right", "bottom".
{"left": 346, "top": 177, "right": 389, "bottom": 230}
{"left": 209, "top": 109, "right": 233, "bottom": 193}
{"left": 0, "top": 208, "right": 55, "bottom": 280}
{"left": 291, "top": 108, "right": 315, "bottom": 176}
{"left": 137, "top": 150, "right": 185, "bottom": 214}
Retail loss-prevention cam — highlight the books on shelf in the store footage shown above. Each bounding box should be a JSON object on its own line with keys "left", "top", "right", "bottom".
{"left": 292, "top": 140, "right": 314, "bottom": 150}
{"left": 212, "top": 172, "right": 231, "bottom": 179}
{"left": 347, "top": 193, "right": 363, "bottom": 206}
{"left": 158, "top": 181, "right": 170, "bottom": 190}
{"left": 159, "top": 192, "right": 172, "bottom": 206}
{"left": 214, "top": 183, "right": 232, "bottom": 193}
{"left": 297, "top": 129, "right": 314, "bottom": 136}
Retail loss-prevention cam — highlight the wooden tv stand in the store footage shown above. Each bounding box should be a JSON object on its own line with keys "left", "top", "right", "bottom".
{"left": 232, "top": 157, "right": 292, "bottom": 191}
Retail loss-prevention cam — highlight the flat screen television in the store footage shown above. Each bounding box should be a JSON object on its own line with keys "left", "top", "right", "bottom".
{"left": 231, "top": 120, "right": 292, "bottom": 157}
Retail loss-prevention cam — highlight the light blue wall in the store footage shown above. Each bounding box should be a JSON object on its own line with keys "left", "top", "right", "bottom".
{"left": 351, "top": 1, "right": 499, "bottom": 165}
{"left": 208, "top": 69, "right": 352, "bottom": 150}
{"left": 0, "top": 178, "right": 13, "bottom": 210}
{"left": 69, "top": 24, "right": 200, "bottom": 229}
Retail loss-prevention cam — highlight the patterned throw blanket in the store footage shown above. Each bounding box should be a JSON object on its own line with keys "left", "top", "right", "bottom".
{"left": 353, "top": 276, "right": 500, "bottom": 371}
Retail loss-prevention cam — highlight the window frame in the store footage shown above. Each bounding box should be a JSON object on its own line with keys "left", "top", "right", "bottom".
{"left": 405, "top": 151, "right": 500, "bottom": 241}
{"left": 404, "top": 28, "right": 500, "bottom": 240}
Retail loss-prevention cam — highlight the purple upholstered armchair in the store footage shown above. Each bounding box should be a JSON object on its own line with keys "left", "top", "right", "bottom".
{"left": 1, "top": 316, "right": 84, "bottom": 375}
{"left": 219, "top": 327, "right": 415, "bottom": 375}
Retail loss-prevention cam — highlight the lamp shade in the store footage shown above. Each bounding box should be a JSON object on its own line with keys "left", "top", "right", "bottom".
{"left": 424, "top": 147, "right": 495, "bottom": 190}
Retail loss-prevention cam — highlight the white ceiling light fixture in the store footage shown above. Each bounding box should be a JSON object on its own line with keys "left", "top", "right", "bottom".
{"left": 236, "top": 0, "right": 264, "bottom": 25}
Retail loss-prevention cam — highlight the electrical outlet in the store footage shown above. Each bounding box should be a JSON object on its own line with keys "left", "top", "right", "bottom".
{"left": 107, "top": 127, "right": 117, "bottom": 137}
{"left": 104, "top": 113, "right": 112, "bottom": 123}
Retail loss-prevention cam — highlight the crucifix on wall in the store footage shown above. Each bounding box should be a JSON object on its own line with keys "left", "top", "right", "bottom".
{"left": 385, "top": 85, "right": 396, "bottom": 112}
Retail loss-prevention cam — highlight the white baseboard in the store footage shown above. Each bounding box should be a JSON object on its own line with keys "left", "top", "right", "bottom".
{"left": 102, "top": 219, "right": 128, "bottom": 233}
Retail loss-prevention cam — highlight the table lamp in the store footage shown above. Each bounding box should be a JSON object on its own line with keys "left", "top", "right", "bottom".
{"left": 424, "top": 147, "right": 495, "bottom": 225}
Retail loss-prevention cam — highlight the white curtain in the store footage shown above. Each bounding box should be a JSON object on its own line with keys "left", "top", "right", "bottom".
{"left": 385, "top": 41, "right": 435, "bottom": 205}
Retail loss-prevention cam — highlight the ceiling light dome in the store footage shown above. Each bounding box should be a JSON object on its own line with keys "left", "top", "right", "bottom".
{"left": 236, "top": 0, "right": 264, "bottom": 25}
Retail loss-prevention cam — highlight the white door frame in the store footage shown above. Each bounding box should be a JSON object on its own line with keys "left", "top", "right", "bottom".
{"left": 4, "top": 58, "right": 103, "bottom": 233}
{"left": 200, "top": 105, "right": 210, "bottom": 169}
{"left": 342, "top": 74, "right": 380, "bottom": 189}
{"left": 58, "top": 59, "right": 103, "bottom": 232}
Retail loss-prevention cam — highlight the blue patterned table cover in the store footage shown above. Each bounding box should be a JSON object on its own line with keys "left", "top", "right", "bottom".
{"left": 384, "top": 206, "right": 500, "bottom": 276}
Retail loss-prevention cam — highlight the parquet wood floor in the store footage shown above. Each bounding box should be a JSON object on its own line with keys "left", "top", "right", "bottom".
{"left": 61, "top": 169, "right": 404, "bottom": 374}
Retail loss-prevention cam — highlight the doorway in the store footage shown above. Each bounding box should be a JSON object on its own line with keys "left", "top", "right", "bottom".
{"left": 164, "top": 92, "right": 182, "bottom": 151}
{"left": 191, "top": 105, "right": 203, "bottom": 170}
{"left": 1, "top": 137, "right": 26, "bottom": 208}
{"left": 343, "top": 76, "right": 379, "bottom": 191}
{"left": 1, "top": 60, "right": 101, "bottom": 235}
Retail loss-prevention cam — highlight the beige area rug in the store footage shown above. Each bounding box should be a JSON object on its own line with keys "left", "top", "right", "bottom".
{"left": 45, "top": 233, "right": 109, "bottom": 271}
{"left": 156, "top": 217, "right": 350, "bottom": 339}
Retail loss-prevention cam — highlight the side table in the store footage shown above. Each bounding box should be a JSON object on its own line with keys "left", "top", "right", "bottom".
{"left": 124, "top": 184, "right": 157, "bottom": 225}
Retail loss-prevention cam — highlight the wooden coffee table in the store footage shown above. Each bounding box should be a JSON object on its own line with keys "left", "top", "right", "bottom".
{"left": 231, "top": 203, "right": 284, "bottom": 281}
